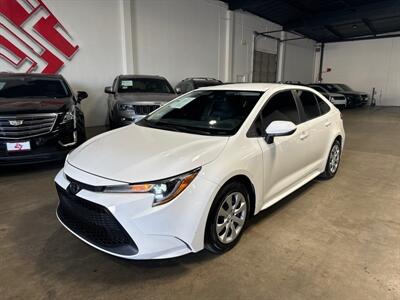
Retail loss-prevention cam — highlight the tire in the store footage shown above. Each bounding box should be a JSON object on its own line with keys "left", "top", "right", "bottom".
{"left": 205, "top": 181, "right": 250, "bottom": 254}
{"left": 319, "top": 139, "right": 341, "bottom": 179}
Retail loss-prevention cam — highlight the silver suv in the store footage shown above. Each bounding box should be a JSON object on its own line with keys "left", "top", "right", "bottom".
{"left": 105, "top": 75, "right": 176, "bottom": 128}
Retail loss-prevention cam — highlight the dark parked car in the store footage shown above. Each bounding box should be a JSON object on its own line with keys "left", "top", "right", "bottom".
{"left": 312, "top": 83, "right": 368, "bottom": 107}
{"left": 0, "top": 73, "right": 87, "bottom": 166}
{"left": 308, "top": 84, "right": 347, "bottom": 107}
{"left": 175, "top": 77, "right": 223, "bottom": 94}
{"left": 105, "top": 75, "right": 176, "bottom": 128}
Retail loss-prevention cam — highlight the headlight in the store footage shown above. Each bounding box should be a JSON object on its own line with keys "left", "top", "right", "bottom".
{"left": 62, "top": 106, "right": 76, "bottom": 123}
{"left": 119, "top": 104, "right": 135, "bottom": 111}
{"left": 103, "top": 168, "right": 200, "bottom": 206}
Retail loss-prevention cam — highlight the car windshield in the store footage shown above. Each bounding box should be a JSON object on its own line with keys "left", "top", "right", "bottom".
{"left": 0, "top": 77, "right": 70, "bottom": 98}
{"left": 321, "top": 84, "right": 353, "bottom": 93}
{"left": 136, "top": 90, "right": 263, "bottom": 136}
{"left": 193, "top": 80, "right": 222, "bottom": 89}
{"left": 118, "top": 78, "right": 174, "bottom": 93}
{"left": 335, "top": 84, "right": 353, "bottom": 91}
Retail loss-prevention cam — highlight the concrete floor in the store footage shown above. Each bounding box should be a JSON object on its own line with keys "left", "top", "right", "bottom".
{"left": 0, "top": 107, "right": 399, "bottom": 299}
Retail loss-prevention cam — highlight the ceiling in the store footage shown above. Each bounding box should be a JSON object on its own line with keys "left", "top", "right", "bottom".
{"left": 222, "top": 0, "right": 400, "bottom": 43}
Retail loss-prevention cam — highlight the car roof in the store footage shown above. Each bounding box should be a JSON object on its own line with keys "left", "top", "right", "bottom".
{"left": 118, "top": 74, "right": 166, "bottom": 80}
{"left": 0, "top": 72, "right": 63, "bottom": 79}
{"left": 184, "top": 77, "right": 221, "bottom": 81}
{"left": 197, "top": 83, "right": 310, "bottom": 92}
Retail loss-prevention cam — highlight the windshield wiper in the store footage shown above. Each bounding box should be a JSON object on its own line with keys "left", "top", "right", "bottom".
{"left": 152, "top": 120, "right": 214, "bottom": 135}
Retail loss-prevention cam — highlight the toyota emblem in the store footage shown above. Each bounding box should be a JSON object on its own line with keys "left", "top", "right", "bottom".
{"left": 68, "top": 182, "right": 81, "bottom": 195}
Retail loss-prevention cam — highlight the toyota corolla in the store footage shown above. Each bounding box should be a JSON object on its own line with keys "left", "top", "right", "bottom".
{"left": 55, "top": 83, "right": 345, "bottom": 259}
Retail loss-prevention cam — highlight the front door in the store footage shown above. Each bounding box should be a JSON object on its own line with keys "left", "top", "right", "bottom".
{"left": 254, "top": 90, "right": 308, "bottom": 207}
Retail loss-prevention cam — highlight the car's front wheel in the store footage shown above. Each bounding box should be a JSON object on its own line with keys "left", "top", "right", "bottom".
{"left": 205, "top": 181, "right": 250, "bottom": 254}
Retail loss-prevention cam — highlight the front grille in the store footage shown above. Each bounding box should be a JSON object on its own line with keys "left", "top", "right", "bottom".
{"left": 56, "top": 184, "right": 138, "bottom": 256}
{"left": 0, "top": 113, "right": 57, "bottom": 139}
{"left": 133, "top": 105, "right": 160, "bottom": 115}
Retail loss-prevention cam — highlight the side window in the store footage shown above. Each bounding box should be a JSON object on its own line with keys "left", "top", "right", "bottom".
{"left": 296, "top": 90, "right": 321, "bottom": 121}
{"left": 187, "top": 82, "right": 195, "bottom": 91}
{"left": 316, "top": 95, "right": 331, "bottom": 115}
{"left": 182, "top": 82, "right": 190, "bottom": 93}
{"left": 248, "top": 91, "right": 300, "bottom": 137}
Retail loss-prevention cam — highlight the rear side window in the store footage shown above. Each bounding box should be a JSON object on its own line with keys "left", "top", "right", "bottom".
{"left": 316, "top": 96, "right": 331, "bottom": 114}
{"left": 248, "top": 90, "right": 300, "bottom": 137}
{"left": 296, "top": 90, "right": 320, "bottom": 121}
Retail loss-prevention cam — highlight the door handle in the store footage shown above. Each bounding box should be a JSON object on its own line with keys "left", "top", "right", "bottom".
{"left": 300, "top": 132, "right": 309, "bottom": 140}
{"left": 324, "top": 121, "right": 332, "bottom": 127}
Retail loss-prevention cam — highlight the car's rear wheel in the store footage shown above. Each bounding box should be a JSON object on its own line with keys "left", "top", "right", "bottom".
{"left": 205, "top": 181, "right": 250, "bottom": 254}
{"left": 320, "top": 139, "right": 341, "bottom": 179}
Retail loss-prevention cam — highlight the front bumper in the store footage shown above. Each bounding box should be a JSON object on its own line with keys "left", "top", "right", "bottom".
{"left": 54, "top": 164, "right": 219, "bottom": 259}
{"left": 0, "top": 138, "right": 73, "bottom": 166}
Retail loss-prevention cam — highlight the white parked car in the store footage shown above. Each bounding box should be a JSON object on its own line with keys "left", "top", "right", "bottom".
{"left": 55, "top": 83, "right": 345, "bottom": 259}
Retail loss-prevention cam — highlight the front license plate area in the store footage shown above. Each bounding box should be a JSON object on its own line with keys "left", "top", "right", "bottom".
{"left": 6, "top": 141, "right": 31, "bottom": 152}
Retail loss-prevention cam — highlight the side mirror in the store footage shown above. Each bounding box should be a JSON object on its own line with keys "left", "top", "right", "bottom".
{"left": 175, "top": 87, "right": 181, "bottom": 94}
{"left": 265, "top": 121, "right": 297, "bottom": 144}
{"left": 76, "top": 91, "right": 88, "bottom": 102}
{"left": 104, "top": 86, "right": 115, "bottom": 94}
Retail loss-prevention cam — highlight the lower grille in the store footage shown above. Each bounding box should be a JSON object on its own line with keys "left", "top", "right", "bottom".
{"left": 0, "top": 113, "right": 57, "bottom": 139}
{"left": 56, "top": 184, "right": 138, "bottom": 256}
{"left": 133, "top": 105, "right": 160, "bottom": 115}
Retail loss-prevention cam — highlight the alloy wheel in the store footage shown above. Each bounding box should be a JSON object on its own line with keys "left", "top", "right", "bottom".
{"left": 329, "top": 144, "right": 340, "bottom": 174}
{"left": 216, "top": 192, "right": 247, "bottom": 244}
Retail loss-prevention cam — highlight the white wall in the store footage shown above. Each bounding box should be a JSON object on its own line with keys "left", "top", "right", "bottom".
{"left": 283, "top": 35, "right": 316, "bottom": 83}
{"left": 231, "top": 11, "right": 281, "bottom": 83}
{"left": 131, "top": 0, "right": 227, "bottom": 86}
{"left": 1, "top": 0, "right": 317, "bottom": 126}
{"left": 0, "top": 0, "right": 126, "bottom": 126}
{"left": 318, "top": 38, "right": 400, "bottom": 106}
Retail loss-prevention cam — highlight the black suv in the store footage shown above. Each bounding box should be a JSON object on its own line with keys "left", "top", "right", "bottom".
{"left": 175, "top": 77, "right": 223, "bottom": 94}
{"left": 312, "top": 83, "right": 368, "bottom": 107}
{"left": 0, "top": 73, "right": 87, "bottom": 165}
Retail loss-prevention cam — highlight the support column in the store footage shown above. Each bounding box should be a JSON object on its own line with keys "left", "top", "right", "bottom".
{"left": 224, "top": 10, "right": 234, "bottom": 82}
{"left": 276, "top": 30, "right": 286, "bottom": 82}
{"left": 120, "top": 0, "right": 134, "bottom": 74}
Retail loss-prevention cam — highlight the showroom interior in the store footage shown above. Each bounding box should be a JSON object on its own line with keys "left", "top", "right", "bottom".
{"left": 0, "top": 0, "right": 399, "bottom": 299}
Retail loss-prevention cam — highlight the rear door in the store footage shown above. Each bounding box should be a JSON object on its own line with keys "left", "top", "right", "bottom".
{"left": 294, "top": 89, "right": 331, "bottom": 172}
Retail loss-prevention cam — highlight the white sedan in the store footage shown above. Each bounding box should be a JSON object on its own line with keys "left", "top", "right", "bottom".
{"left": 55, "top": 83, "right": 345, "bottom": 259}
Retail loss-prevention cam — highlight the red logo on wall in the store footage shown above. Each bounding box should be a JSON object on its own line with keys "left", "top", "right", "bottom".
{"left": 0, "top": 0, "right": 79, "bottom": 74}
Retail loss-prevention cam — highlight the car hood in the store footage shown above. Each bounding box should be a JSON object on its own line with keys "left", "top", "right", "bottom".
{"left": 0, "top": 97, "right": 72, "bottom": 114}
{"left": 115, "top": 93, "right": 177, "bottom": 105}
{"left": 67, "top": 124, "right": 229, "bottom": 183}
